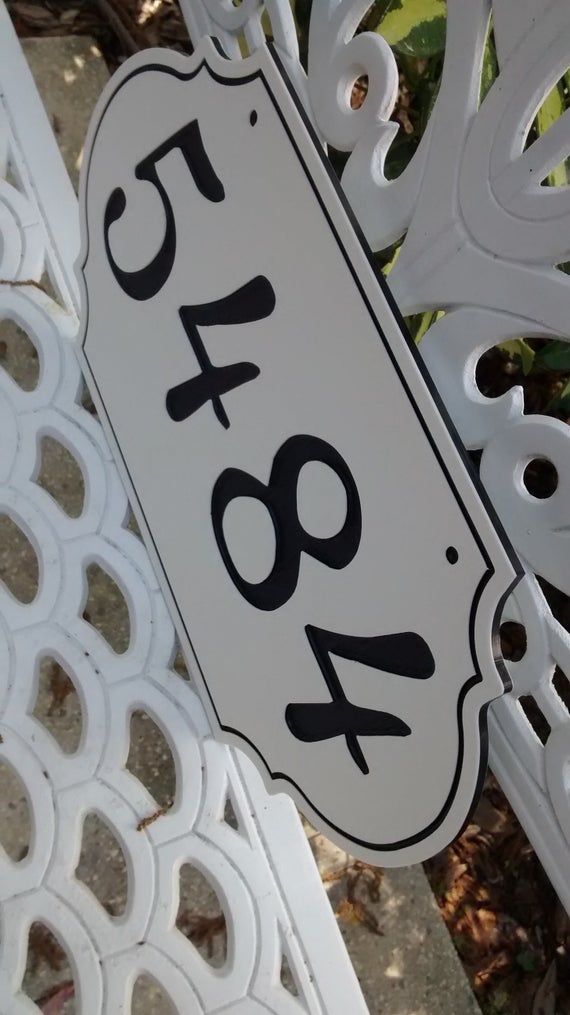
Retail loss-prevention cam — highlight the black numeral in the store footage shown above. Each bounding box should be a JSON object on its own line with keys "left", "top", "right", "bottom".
{"left": 286, "top": 625, "right": 435, "bottom": 773}
{"left": 167, "top": 275, "right": 275, "bottom": 428}
{"left": 211, "top": 435, "right": 362, "bottom": 610}
{"left": 104, "top": 120, "right": 224, "bottom": 301}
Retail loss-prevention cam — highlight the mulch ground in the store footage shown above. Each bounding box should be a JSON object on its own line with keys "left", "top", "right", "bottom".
{"left": 427, "top": 775, "right": 570, "bottom": 1014}
{"left": 5, "top": 3, "right": 570, "bottom": 1012}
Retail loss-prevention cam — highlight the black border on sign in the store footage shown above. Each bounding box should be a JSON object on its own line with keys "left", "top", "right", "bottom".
{"left": 80, "top": 42, "right": 522, "bottom": 853}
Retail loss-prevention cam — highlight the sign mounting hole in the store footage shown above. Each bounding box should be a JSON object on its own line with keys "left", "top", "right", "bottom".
{"left": 523, "top": 457, "right": 558, "bottom": 498}
{"left": 500, "top": 621, "right": 527, "bottom": 662}
{"left": 446, "top": 546, "right": 459, "bottom": 565}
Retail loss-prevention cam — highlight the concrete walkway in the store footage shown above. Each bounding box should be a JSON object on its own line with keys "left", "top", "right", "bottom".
{"left": 1, "top": 33, "right": 481, "bottom": 1015}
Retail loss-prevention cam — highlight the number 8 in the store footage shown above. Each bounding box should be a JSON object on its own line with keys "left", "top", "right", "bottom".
{"left": 211, "top": 434, "right": 362, "bottom": 611}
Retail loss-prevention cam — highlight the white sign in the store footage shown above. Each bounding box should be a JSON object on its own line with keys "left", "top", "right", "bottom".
{"left": 77, "top": 39, "right": 521, "bottom": 866}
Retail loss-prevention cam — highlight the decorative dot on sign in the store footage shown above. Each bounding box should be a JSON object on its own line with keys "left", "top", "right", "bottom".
{"left": 250, "top": 110, "right": 258, "bottom": 126}
{"left": 446, "top": 546, "right": 459, "bottom": 565}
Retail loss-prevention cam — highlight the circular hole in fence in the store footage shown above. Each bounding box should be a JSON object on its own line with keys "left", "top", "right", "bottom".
{"left": 36, "top": 436, "right": 85, "bottom": 518}
{"left": 523, "top": 458, "right": 558, "bottom": 498}
{"left": 82, "top": 563, "right": 130, "bottom": 654}
{"left": 127, "top": 709, "right": 176, "bottom": 811}
{"left": 223, "top": 792, "right": 240, "bottom": 832}
{"left": 176, "top": 864, "right": 227, "bottom": 967}
{"left": 350, "top": 74, "right": 369, "bottom": 110}
{"left": 519, "top": 694, "right": 550, "bottom": 745}
{"left": 280, "top": 949, "right": 300, "bottom": 997}
{"left": 552, "top": 666, "right": 570, "bottom": 712}
{"left": 172, "top": 643, "right": 191, "bottom": 682}
{"left": 0, "top": 758, "right": 31, "bottom": 862}
{"left": 32, "top": 657, "right": 82, "bottom": 754}
{"left": 23, "top": 923, "right": 74, "bottom": 1009}
{"left": 500, "top": 621, "right": 527, "bottom": 662}
{"left": 132, "top": 975, "right": 176, "bottom": 1014}
{"left": 0, "top": 515, "right": 39, "bottom": 603}
{"left": 76, "top": 813, "right": 128, "bottom": 917}
{"left": 0, "top": 318, "right": 39, "bottom": 391}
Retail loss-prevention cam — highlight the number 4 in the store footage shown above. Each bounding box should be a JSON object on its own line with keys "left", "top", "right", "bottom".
{"left": 286, "top": 626, "right": 435, "bottom": 774}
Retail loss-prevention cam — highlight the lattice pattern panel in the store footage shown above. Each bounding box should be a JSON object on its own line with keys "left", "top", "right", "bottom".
{"left": 0, "top": 6, "right": 366, "bottom": 1012}
{"left": 177, "top": 0, "right": 570, "bottom": 911}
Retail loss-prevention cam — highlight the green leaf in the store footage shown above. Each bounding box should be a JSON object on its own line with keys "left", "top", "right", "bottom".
{"left": 536, "top": 83, "right": 568, "bottom": 187}
{"left": 480, "top": 29, "right": 498, "bottom": 104}
{"left": 378, "top": 0, "right": 447, "bottom": 57}
{"left": 381, "top": 243, "right": 402, "bottom": 276}
{"left": 406, "top": 309, "right": 445, "bottom": 344}
{"left": 414, "top": 310, "right": 436, "bottom": 342}
{"left": 536, "top": 340, "right": 570, "bottom": 372}
{"left": 360, "top": 0, "right": 394, "bottom": 32}
{"left": 498, "top": 339, "right": 536, "bottom": 376}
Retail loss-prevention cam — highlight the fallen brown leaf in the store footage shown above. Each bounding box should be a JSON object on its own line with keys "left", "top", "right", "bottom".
{"left": 335, "top": 897, "right": 384, "bottom": 936}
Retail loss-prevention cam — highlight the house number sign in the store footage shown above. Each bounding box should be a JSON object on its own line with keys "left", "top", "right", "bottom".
{"left": 78, "top": 39, "right": 521, "bottom": 865}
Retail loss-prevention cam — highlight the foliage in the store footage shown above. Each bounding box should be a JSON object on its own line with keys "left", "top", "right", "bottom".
{"left": 378, "top": 0, "right": 446, "bottom": 57}
{"left": 425, "top": 773, "right": 570, "bottom": 1015}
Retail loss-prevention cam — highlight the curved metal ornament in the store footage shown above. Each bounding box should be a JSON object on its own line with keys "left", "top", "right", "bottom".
{"left": 78, "top": 39, "right": 521, "bottom": 865}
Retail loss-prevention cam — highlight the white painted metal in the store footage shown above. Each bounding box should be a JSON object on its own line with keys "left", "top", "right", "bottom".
{"left": 79, "top": 39, "right": 519, "bottom": 866}
{"left": 1, "top": 0, "right": 569, "bottom": 1005}
{"left": 177, "top": 0, "right": 570, "bottom": 912}
{"left": 0, "top": 4, "right": 367, "bottom": 1012}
